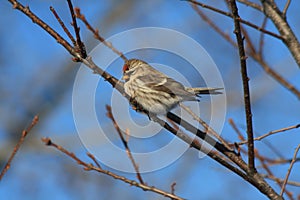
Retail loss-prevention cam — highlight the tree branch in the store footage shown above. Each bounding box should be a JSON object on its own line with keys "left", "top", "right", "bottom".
{"left": 190, "top": 1, "right": 300, "bottom": 100}
{"left": 0, "top": 115, "right": 39, "bottom": 180}
{"left": 184, "top": 0, "right": 283, "bottom": 39}
{"left": 41, "top": 138, "right": 184, "bottom": 200}
{"left": 238, "top": 123, "right": 300, "bottom": 145}
{"left": 106, "top": 105, "right": 144, "bottom": 185}
{"left": 260, "top": 0, "right": 300, "bottom": 68}
{"left": 280, "top": 144, "right": 300, "bottom": 196}
{"left": 229, "top": 0, "right": 255, "bottom": 172}
{"left": 7, "top": 0, "right": 287, "bottom": 199}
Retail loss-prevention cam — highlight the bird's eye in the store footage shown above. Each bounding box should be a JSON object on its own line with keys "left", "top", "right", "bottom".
{"left": 123, "top": 64, "right": 129, "bottom": 72}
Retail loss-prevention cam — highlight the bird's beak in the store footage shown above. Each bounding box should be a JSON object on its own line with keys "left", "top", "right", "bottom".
{"left": 122, "top": 74, "right": 129, "bottom": 81}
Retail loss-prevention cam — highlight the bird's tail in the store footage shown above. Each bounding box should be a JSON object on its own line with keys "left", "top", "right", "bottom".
{"left": 185, "top": 87, "right": 223, "bottom": 95}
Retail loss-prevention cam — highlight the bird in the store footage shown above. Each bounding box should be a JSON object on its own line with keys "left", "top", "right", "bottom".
{"left": 122, "top": 58, "right": 222, "bottom": 115}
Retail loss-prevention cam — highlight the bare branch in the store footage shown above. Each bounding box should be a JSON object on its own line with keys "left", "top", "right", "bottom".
{"left": 191, "top": 1, "right": 300, "bottom": 100}
{"left": 74, "top": 8, "right": 127, "bottom": 61}
{"left": 230, "top": 119, "right": 294, "bottom": 199}
{"left": 282, "top": 0, "right": 291, "bottom": 17}
{"left": 8, "top": 0, "right": 77, "bottom": 58}
{"left": 280, "top": 144, "right": 300, "bottom": 196}
{"left": 50, "top": 6, "right": 76, "bottom": 46}
{"left": 87, "top": 153, "right": 102, "bottom": 169}
{"left": 229, "top": 0, "right": 255, "bottom": 172}
{"left": 238, "top": 123, "right": 300, "bottom": 145}
{"left": 171, "top": 182, "right": 177, "bottom": 196}
{"left": 260, "top": 0, "right": 300, "bottom": 68}
{"left": 236, "top": 0, "right": 263, "bottom": 11}
{"left": 261, "top": 174, "right": 300, "bottom": 187}
{"left": 66, "top": 0, "right": 86, "bottom": 58}
{"left": 0, "top": 115, "right": 39, "bottom": 180}
{"left": 7, "top": 0, "right": 289, "bottom": 198}
{"left": 258, "top": 17, "right": 268, "bottom": 56}
{"left": 264, "top": 157, "right": 300, "bottom": 166}
{"left": 184, "top": 0, "right": 283, "bottom": 39}
{"left": 106, "top": 105, "right": 144, "bottom": 185}
{"left": 41, "top": 138, "right": 183, "bottom": 200}
{"left": 190, "top": 4, "right": 237, "bottom": 47}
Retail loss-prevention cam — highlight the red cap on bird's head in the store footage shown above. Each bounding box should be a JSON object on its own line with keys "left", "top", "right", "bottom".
{"left": 122, "top": 64, "right": 129, "bottom": 73}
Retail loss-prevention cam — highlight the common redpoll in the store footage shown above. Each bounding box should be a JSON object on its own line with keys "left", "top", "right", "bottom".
{"left": 122, "top": 59, "right": 221, "bottom": 115}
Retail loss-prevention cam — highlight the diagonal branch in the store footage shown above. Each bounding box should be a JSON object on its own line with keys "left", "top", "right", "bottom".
{"left": 75, "top": 8, "right": 127, "bottom": 61}
{"left": 280, "top": 144, "right": 300, "bottom": 197}
{"left": 236, "top": 0, "right": 263, "bottom": 11}
{"left": 8, "top": 0, "right": 77, "bottom": 58}
{"left": 50, "top": 6, "right": 76, "bottom": 46}
{"left": 229, "top": 119, "right": 293, "bottom": 199}
{"left": 41, "top": 138, "right": 184, "bottom": 200}
{"left": 106, "top": 105, "right": 144, "bottom": 185}
{"left": 180, "top": 103, "right": 233, "bottom": 151}
{"left": 0, "top": 115, "right": 39, "bottom": 181}
{"left": 190, "top": 1, "right": 300, "bottom": 100}
{"left": 184, "top": 0, "right": 283, "bottom": 39}
{"left": 7, "top": 1, "right": 285, "bottom": 199}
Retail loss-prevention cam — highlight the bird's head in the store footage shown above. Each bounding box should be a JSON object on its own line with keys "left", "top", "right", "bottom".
{"left": 122, "top": 59, "right": 147, "bottom": 81}
{"left": 122, "top": 59, "right": 148, "bottom": 73}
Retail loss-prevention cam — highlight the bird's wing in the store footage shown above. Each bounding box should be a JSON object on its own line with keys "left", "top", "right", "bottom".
{"left": 138, "top": 74, "right": 196, "bottom": 99}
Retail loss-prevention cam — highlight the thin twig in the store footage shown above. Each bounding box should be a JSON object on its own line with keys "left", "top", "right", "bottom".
{"left": 8, "top": 0, "right": 77, "bottom": 57}
{"left": 171, "top": 182, "right": 176, "bottom": 195}
{"left": 191, "top": 0, "right": 300, "bottom": 100}
{"left": 50, "top": 6, "right": 76, "bottom": 46}
{"left": 74, "top": 8, "right": 127, "bottom": 61}
{"left": 229, "top": 0, "right": 255, "bottom": 172}
{"left": 7, "top": 1, "right": 285, "bottom": 198}
{"left": 190, "top": 4, "right": 237, "bottom": 47}
{"left": 226, "top": 0, "right": 300, "bottom": 101}
{"left": 264, "top": 157, "right": 300, "bottom": 166}
{"left": 261, "top": 174, "right": 300, "bottom": 187}
{"left": 282, "top": 0, "right": 291, "bottom": 17}
{"left": 258, "top": 156, "right": 294, "bottom": 199}
{"left": 280, "top": 144, "right": 300, "bottom": 196}
{"left": 184, "top": 0, "right": 283, "bottom": 39}
{"left": 240, "top": 25, "right": 256, "bottom": 56}
{"left": 258, "top": 17, "right": 268, "bottom": 56}
{"left": 0, "top": 115, "right": 39, "bottom": 181}
{"left": 66, "top": 0, "right": 86, "bottom": 58}
{"left": 180, "top": 103, "right": 233, "bottom": 151}
{"left": 236, "top": 0, "right": 263, "bottom": 11}
{"left": 258, "top": 58, "right": 300, "bottom": 100}
{"left": 238, "top": 123, "right": 300, "bottom": 145}
{"left": 105, "top": 105, "right": 144, "bottom": 185}
{"left": 229, "top": 119, "right": 294, "bottom": 199}
{"left": 41, "top": 138, "right": 183, "bottom": 200}
{"left": 87, "top": 152, "right": 101, "bottom": 169}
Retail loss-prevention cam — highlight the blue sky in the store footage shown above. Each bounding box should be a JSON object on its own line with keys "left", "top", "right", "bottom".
{"left": 0, "top": 0, "right": 299, "bottom": 199}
